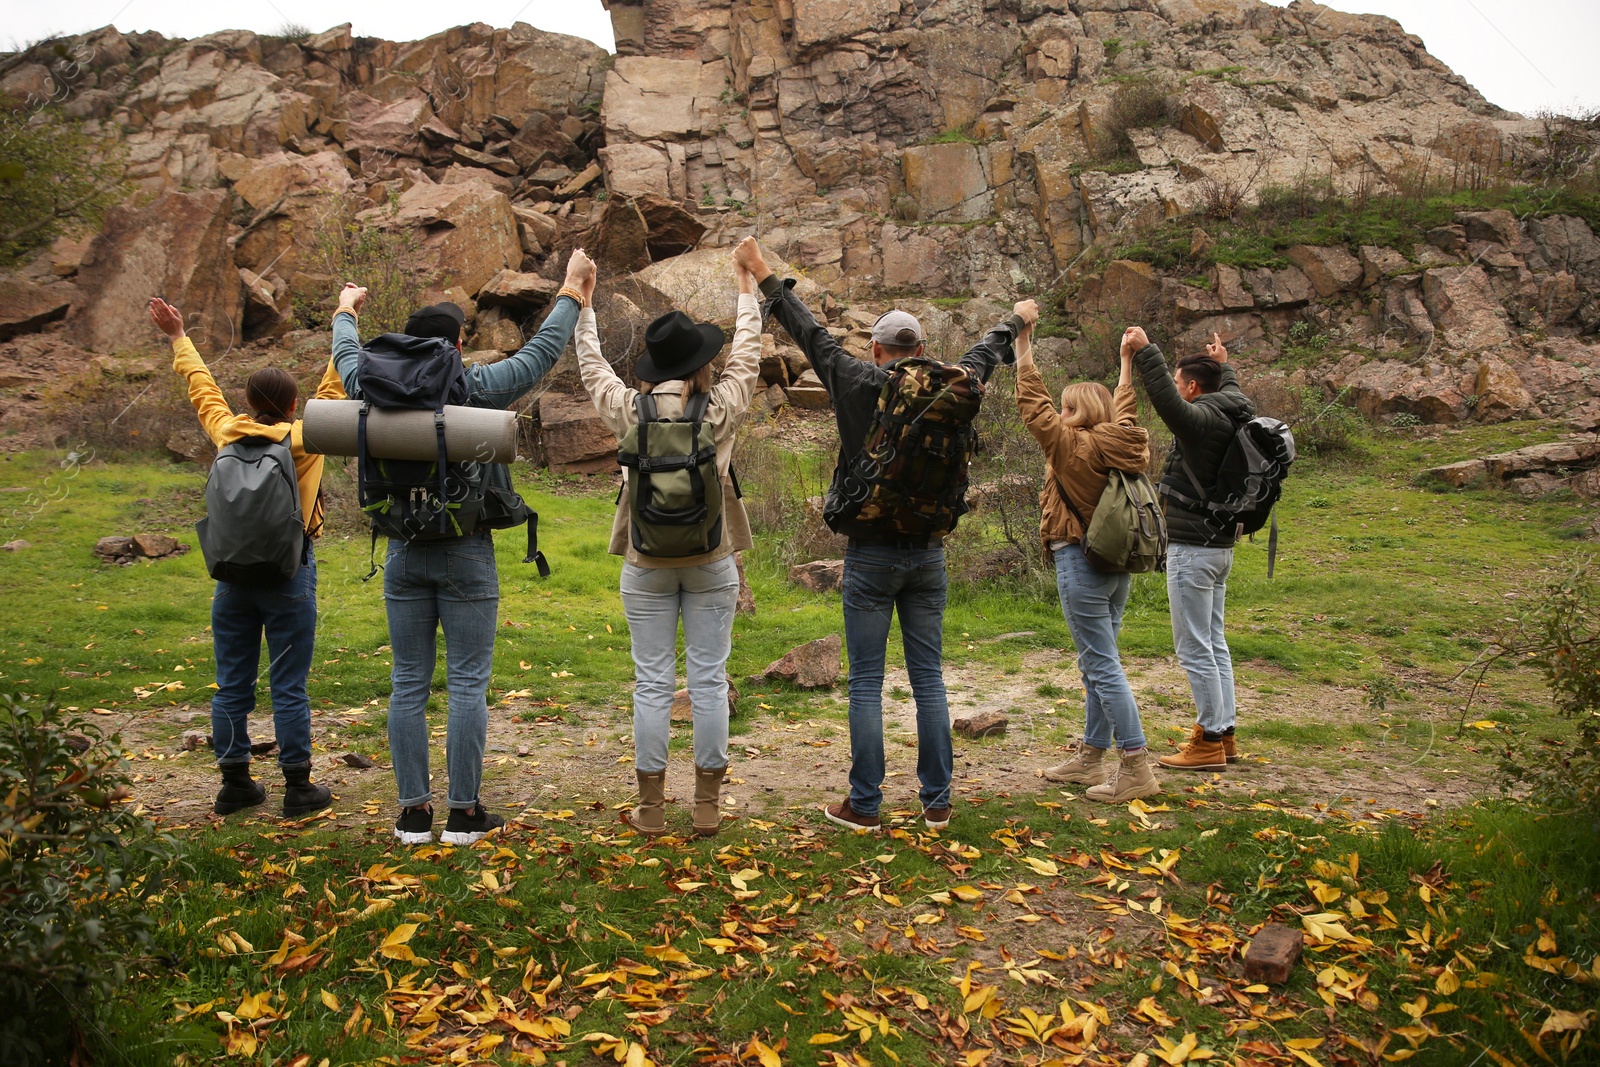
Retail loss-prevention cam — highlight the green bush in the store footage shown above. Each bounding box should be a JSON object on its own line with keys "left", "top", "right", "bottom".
{"left": 0, "top": 695, "right": 176, "bottom": 1064}
{"left": 0, "top": 102, "right": 129, "bottom": 266}
{"left": 1489, "top": 561, "right": 1600, "bottom": 825}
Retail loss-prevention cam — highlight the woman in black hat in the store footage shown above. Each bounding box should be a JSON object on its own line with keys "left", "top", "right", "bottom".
{"left": 576, "top": 238, "right": 765, "bottom": 838}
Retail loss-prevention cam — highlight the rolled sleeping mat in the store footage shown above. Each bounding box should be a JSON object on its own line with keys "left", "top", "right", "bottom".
{"left": 301, "top": 399, "right": 518, "bottom": 463}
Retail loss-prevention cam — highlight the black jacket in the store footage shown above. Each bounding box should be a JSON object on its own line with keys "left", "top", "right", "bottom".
{"left": 1133, "top": 343, "right": 1255, "bottom": 548}
{"left": 758, "top": 275, "right": 1015, "bottom": 543}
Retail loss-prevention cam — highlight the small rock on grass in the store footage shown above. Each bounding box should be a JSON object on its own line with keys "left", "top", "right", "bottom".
{"left": 2, "top": 539, "right": 29, "bottom": 551}
{"left": 953, "top": 710, "right": 1009, "bottom": 738}
{"left": 341, "top": 752, "right": 375, "bottom": 769}
{"left": 670, "top": 678, "right": 739, "bottom": 722}
{"left": 181, "top": 730, "right": 210, "bottom": 751}
{"left": 763, "top": 635, "right": 841, "bottom": 689}
{"left": 1243, "top": 922, "right": 1304, "bottom": 984}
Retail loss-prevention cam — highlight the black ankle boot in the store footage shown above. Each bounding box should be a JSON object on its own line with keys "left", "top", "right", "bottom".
{"left": 214, "top": 762, "right": 267, "bottom": 815}
{"left": 281, "top": 762, "right": 332, "bottom": 818}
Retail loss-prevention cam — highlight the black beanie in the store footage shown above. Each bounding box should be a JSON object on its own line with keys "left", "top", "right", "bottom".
{"left": 404, "top": 302, "right": 465, "bottom": 342}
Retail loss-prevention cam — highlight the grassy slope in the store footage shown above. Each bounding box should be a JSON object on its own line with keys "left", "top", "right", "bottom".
{"left": 1, "top": 418, "right": 1595, "bottom": 1065}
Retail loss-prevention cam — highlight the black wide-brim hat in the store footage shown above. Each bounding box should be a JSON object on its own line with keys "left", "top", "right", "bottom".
{"left": 634, "top": 310, "right": 726, "bottom": 384}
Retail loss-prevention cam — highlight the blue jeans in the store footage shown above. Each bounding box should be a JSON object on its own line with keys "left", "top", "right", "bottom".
{"left": 620, "top": 555, "right": 739, "bottom": 774}
{"left": 210, "top": 548, "right": 317, "bottom": 767}
{"left": 841, "top": 543, "right": 953, "bottom": 816}
{"left": 384, "top": 532, "right": 499, "bottom": 810}
{"left": 1166, "top": 542, "right": 1236, "bottom": 734}
{"left": 1054, "top": 544, "right": 1145, "bottom": 750}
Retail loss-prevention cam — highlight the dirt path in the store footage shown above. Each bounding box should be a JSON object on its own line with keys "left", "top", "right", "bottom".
{"left": 119, "top": 650, "right": 1488, "bottom": 831}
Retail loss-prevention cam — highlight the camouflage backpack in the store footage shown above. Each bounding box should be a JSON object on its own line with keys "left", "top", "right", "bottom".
{"left": 829, "top": 356, "right": 985, "bottom": 537}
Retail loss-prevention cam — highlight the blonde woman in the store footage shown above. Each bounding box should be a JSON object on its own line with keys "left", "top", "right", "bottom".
{"left": 1014, "top": 317, "right": 1159, "bottom": 802}
{"left": 575, "top": 239, "right": 763, "bottom": 836}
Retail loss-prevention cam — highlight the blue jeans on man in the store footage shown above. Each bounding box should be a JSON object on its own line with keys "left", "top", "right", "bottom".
{"left": 1053, "top": 543, "right": 1145, "bottom": 750}
{"left": 840, "top": 543, "right": 953, "bottom": 818}
{"left": 1166, "top": 542, "right": 1236, "bottom": 735}
{"left": 211, "top": 549, "right": 317, "bottom": 767}
{"left": 383, "top": 532, "right": 500, "bottom": 811}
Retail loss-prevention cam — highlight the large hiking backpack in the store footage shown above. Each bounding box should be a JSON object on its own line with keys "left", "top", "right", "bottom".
{"left": 617, "top": 391, "right": 728, "bottom": 558}
{"left": 1168, "top": 414, "right": 1295, "bottom": 548}
{"left": 828, "top": 356, "right": 984, "bottom": 537}
{"left": 1053, "top": 467, "right": 1168, "bottom": 574}
{"left": 196, "top": 434, "right": 305, "bottom": 587}
{"left": 355, "top": 334, "right": 548, "bottom": 577}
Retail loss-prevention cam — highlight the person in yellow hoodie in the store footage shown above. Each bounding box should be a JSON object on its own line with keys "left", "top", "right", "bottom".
{"left": 1013, "top": 310, "right": 1160, "bottom": 803}
{"left": 148, "top": 297, "right": 344, "bottom": 818}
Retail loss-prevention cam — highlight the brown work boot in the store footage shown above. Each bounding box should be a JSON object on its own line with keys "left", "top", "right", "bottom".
{"left": 822, "top": 799, "right": 881, "bottom": 832}
{"left": 1086, "top": 748, "right": 1161, "bottom": 803}
{"left": 1158, "top": 727, "right": 1227, "bottom": 771}
{"left": 693, "top": 765, "right": 725, "bottom": 837}
{"left": 1222, "top": 730, "right": 1239, "bottom": 764}
{"left": 923, "top": 804, "right": 952, "bottom": 830}
{"left": 624, "top": 770, "right": 668, "bottom": 836}
{"left": 1042, "top": 743, "right": 1107, "bottom": 785}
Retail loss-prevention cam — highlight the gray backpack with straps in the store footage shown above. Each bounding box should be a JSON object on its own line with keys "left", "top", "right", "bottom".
{"left": 196, "top": 435, "right": 305, "bottom": 586}
{"left": 617, "top": 391, "right": 726, "bottom": 558}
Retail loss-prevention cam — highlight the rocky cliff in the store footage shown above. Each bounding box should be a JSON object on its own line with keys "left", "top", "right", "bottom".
{"left": 1, "top": 0, "right": 1597, "bottom": 457}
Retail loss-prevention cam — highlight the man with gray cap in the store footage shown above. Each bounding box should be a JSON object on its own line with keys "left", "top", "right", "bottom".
{"left": 734, "top": 238, "right": 1036, "bottom": 832}
{"left": 330, "top": 249, "right": 594, "bottom": 845}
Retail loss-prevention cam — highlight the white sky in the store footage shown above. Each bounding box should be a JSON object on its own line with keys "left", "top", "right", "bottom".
{"left": 5, "top": 0, "right": 1596, "bottom": 117}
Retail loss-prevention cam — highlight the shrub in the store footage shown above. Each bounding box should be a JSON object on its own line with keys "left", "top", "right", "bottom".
{"left": 294, "top": 193, "right": 425, "bottom": 336}
{"left": 0, "top": 101, "right": 129, "bottom": 266}
{"left": 0, "top": 694, "right": 177, "bottom": 1064}
{"left": 1097, "top": 75, "right": 1178, "bottom": 163}
{"left": 1482, "top": 561, "right": 1600, "bottom": 825}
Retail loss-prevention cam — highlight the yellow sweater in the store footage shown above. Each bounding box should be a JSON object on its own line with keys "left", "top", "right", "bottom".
{"left": 171, "top": 336, "right": 346, "bottom": 536}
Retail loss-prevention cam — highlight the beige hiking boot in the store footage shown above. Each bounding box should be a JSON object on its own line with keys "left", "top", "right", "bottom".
{"left": 624, "top": 770, "right": 668, "bottom": 836}
{"left": 693, "top": 765, "right": 725, "bottom": 837}
{"left": 1042, "top": 744, "right": 1108, "bottom": 785}
{"left": 1086, "top": 748, "right": 1161, "bottom": 803}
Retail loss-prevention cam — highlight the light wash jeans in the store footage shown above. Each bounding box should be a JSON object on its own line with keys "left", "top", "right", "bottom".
{"left": 210, "top": 547, "right": 317, "bottom": 767}
{"left": 841, "top": 543, "right": 953, "bottom": 817}
{"left": 620, "top": 554, "right": 739, "bottom": 774}
{"left": 1166, "top": 542, "right": 1236, "bottom": 735}
{"left": 383, "top": 532, "right": 499, "bottom": 810}
{"left": 1054, "top": 543, "right": 1145, "bottom": 750}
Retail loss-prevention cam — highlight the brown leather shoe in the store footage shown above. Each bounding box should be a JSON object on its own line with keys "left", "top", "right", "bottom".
{"left": 822, "top": 800, "right": 881, "bottom": 831}
{"left": 923, "top": 804, "right": 952, "bottom": 830}
{"left": 1222, "top": 731, "right": 1239, "bottom": 763}
{"left": 1158, "top": 733, "right": 1228, "bottom": 771}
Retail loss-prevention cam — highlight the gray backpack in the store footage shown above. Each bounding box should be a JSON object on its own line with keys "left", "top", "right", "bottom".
{"left": 196, "top": 435, "right": 306, "bottom": 586}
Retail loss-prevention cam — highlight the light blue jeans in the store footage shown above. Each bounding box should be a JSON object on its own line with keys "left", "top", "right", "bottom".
{"left": 383, "top": 532, "right": 499, "bottom": 810}
{"left": 620, "top": 554, "right": 739, "bottom": 774}
{"left": 1054, "top": 543, "right": 1145, "bottom": 750}
{"left": 1166, "top": 542, "right": 1236, "bottom": 734}
{"left": 842, "top": 543, "right": 953, "bottom": 817}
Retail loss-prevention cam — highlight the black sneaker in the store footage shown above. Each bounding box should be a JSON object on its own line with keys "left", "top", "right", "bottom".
{"left": 441, "top": 803, "right": 504, "bottom": 845}
{"left": 393, "top": 805, "right": 433, "bottom": 845}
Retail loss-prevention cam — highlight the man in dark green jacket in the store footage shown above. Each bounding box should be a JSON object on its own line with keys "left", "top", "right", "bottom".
{"left": 1127, "top": 326, "right": 1254, "bottom": 771}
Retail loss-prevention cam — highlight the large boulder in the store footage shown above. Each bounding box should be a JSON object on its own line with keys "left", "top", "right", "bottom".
{"left": 69, "top": 189, "right": 242, "bottom": 358}
{"left": 901, "top": 142, "right": 992, "bottom": 222}
{"left": 1472, "top": 356, "right": 1536, "bottom": 422}
{"left": 1284, "top": 245, "right": 1362, "bottom": 297}
{"left": 538, "top": 393, "right": 617, "bottom": 474}
{"left": 633, "top": 248, "right": 822, "bottom": 328}
{"left": 1323, "top": 356, "right": 1471, "bottom": 424}
{"left": 764, "top": 635, "right": 842, "bottom": 689}
{"left": 1420, "top": 265, "right": 1511, "bottom": 351}
{"left": 602, "top": 57, "right": 702, "bottom": 141}
{"left": 0, "top": 279, "right": 77, "bottom": 342}
{"left": 356, "top": 179, "right": 521, "bottom": 298}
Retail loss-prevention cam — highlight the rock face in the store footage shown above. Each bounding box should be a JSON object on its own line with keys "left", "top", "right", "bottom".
{"left": 1, "top": 5, "right": 1597, "bottom": 455}
{"left": 788, "top": 559, "right": 844, "bottom": 592}
{"left": 1423, "top": 436, "right": 1600, "bottom": 498}
{"left": 538, "top": 393, "right": 618, "bottom": 474}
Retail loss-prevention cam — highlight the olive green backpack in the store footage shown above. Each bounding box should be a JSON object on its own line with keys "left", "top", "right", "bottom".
{"left": 617, "top": 391, "right": 726, "bottom": 558}
{"left": 1053, "top": 468, "right": 1168, "bottom": 574}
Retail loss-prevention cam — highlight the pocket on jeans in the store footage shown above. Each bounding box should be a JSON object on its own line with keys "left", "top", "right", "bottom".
{"left": 445, "top": 543, "right": 498, "bottom": 600}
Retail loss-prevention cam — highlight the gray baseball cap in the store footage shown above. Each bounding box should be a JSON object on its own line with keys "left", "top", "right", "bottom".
{"left": 871, "top": 310, "right": 924, "bottom": 346}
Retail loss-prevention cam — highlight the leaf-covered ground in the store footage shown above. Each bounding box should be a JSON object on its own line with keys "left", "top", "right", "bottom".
{"left": 0, "top": 418, "right": 1596, "bottom": 1064}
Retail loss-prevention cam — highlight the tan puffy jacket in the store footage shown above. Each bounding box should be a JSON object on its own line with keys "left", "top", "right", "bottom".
{"left": 1015, "top": 362, "right": 1150, "bottom": 559}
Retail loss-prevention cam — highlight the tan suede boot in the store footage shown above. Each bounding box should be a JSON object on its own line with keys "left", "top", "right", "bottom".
{"left": 1086, "top": 748, "right": 1161, "bottom": 803}
{"left": 693, "top": 765, "right": 725, "bottom": 837}
{"left": 1158, "top": 727, "right": 1228, "bottom": 771}
{"left": 1042, "top": 744, "right": 1107, "bottom": 785}
{"left": 1222, "top": 730, "right": 1239, "bottom": 763}
{"left": 624, "top": 770, "right": 667, "bottom": 836}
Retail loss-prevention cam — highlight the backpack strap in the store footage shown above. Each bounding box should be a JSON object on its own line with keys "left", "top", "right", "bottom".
{"left": 1049, "top": 471, "right": 1092, "bottom": 535}
{"left": 683, "top": 390, "right": 711, "bottom": 424}
{"left": 523, "top": 510, "right": 550, "bottom": 578}
{"left": 431, "top": 408, "right": 449, "bottom": 535}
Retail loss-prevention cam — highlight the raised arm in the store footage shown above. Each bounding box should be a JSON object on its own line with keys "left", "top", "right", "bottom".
{"left": 330, "top": 284, "right": 367, "bottom": 396}
{"left": 150, "top": 297, "right": 234, "bottom": 445}
{"left": 708, "top": 241, "right": 764, "bottom": 426}
{"left": 469, "top": 251, "right": 591, "bottom": 409}
{"left": 959, "top": 299, "right": 1033, "bottom": 386}
{"left": 1130, "top": 328, "right": 1212, "bottom": 443}
{"left": 574, "top": 258, "right": 635, "bottom": 440}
